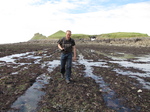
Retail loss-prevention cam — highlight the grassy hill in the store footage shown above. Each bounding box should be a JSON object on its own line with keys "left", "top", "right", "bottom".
{"left": 71, "top": 34, "right": 90, "bottom": 39}
{"left": 31, "top": 33, "right": 47, "bottom": 40}
{"left": 97, "top": 32, "right": 148, "bottom": 39}
{"left": 47, "top": 30, "right": 66, "bottom": 39}
{"left": 30, "top": 31, "right": 149, "bottom": 40}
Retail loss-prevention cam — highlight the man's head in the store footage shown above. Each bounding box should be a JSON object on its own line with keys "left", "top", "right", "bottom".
{"left": 66, "top": 30, "right": 71, "bottom": 40}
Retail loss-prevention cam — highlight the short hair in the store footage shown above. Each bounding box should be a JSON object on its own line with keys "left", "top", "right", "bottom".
{"left": 66, "top": 30, "right": 71, "bottom": 33}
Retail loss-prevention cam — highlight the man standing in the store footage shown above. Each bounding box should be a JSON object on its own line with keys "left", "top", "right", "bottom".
{"left": 57, "top": 30, "right": 76, "bottom": 83}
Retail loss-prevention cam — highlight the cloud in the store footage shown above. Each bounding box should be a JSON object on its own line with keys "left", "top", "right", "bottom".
{"left": 70, "top": 1, "right": 150, "bottom": 35}
{"left": 0, "top": 0, "right": 150, "bottom": 44}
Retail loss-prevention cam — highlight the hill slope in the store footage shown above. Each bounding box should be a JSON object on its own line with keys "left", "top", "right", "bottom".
{"left": 98, "top": 32, "right": 148, "bottom": 39}
{"left": 31, "top": 33, "right": 47, "bottom": 40}
{"left": 47, "top": 30, "right": 66, "bottom": 39}
{"left": 30, "top": 31, "right": 149, "bottom": 40}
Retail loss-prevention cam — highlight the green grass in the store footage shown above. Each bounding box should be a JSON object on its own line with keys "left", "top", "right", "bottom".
{"left": 31, "top": 33, "right": 47, "bottom": 40}
{"left": 71, "top": 34, "right": 90, "bottom": 39}
{"left": 47, "top": 30, "right": 90, "bottom": 39}
{"left": 30, "top": 31, "right": 149, "bottom": 40}
{"left": 98, "top": 32, "right": 148, "bottom": 39}
{"left": 47, "top": 30, "right": 66, "bottom": 39}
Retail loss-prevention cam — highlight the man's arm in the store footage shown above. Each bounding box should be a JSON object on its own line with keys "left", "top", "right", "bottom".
{"left": 72, "top": 46, "right": 77, "bottom": 61}
{"left": 58, "top": 44, "right": 64, "bottom": 51}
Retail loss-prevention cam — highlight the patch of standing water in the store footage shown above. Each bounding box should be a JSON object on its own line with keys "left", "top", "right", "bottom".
{"left": 8, "top": 74, "right": 50, "bottom": 112}
{"left": 41, "top": 60, "right": 60, "bottom": 72}
{"left": 0, "top": 50, "right": 60, "bottom": 111}
{"left": 114, "top": 69, "right": 150, "bottom": 90}
{"left": 133, "top": 54, "right": 150, "bottom": 63}
{"left": 95, "top": 50, "right": 150, "bottom": 90}
{"left": 110, "top": 60, "right": 150, "bottom": 72}
{"left": 109, "top": 52, "right": 136, "bottom": 60}
{"left": 0, "top": 51, "right": 49, "bottom": 65}
{"left": 0, "top": 52, "right": 31, "bottom": 63}
{"left": 8, "top": 58, "right": 60, "bottom": 112}
{"left": 77, "top": 54, "right": 132, "bottom": 112}
{"left": 0, "top": 52, "right": 43, "bottom": 68}
{"left": 109, "top": 55, "right": 150, "bottom": 89}
{"left": 106, "top": 52, "right": 150, "bottom": 72}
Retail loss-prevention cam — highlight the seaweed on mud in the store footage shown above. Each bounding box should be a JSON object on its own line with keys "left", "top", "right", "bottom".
{"left": 38, "top": 66, "right": 114, "bottom": 112}
{"left": 0, "top": 43, "right": 150, "bottom": 112}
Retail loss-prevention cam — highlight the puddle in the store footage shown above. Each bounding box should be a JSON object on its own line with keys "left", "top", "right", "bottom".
{"left": 114, "top": 69, "right": 150, "bottom": 89}
{"left": 110, "top": 60, "right": 150, "bottom": 72}
{"left": 109, "top": 57, "right": 150, "bottom": 90}
{"left": 92, "top": 50, "right": 136, "bottom": 61}
{"left": 41, "top": 60, "right": 60, "bottom": 72}
{"left": 8, "top": 74, "right": 50, "bottom": 112}
{"left": 109, "top": 52, "right": 136, "bottom": 60}
{"left": 133, "top": 54, "right": 150, "bottom": 63}
{"left": 3, "top": 51, "right": 60, "bottom": 112}
{"left": 0, "top": 52, "right": 31, "bottom": 63}
{"left": 8, "top": 58, "right": 60, "bottom": 112}
{"left": 77, "top": 54, "right": 132, "bottom": 111}
{"left": 92, "top": 49, "right": 150, "bottom": 90}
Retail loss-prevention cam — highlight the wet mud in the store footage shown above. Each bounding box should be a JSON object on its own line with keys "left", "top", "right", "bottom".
{"left": 0, "top": 43, "right": 150, "bottom": 112}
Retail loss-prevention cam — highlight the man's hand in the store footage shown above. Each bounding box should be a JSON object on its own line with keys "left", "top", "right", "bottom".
{"left": 73, "top": 56, "right": 77, "bottom": 61}
{"left": 58, "top": 44, "right": 64, "bottom": 51}
{"left": 61, "top": 48, "right": 65, "bottom": 51}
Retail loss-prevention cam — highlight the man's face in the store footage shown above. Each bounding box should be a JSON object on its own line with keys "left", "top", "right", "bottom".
{"left": 66, "top": 31, "right": 71, "bottom": 39}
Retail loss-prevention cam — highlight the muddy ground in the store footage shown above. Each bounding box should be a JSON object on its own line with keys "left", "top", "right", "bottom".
{"left": 0, "top": 42, "right": 150, "bottom": 112}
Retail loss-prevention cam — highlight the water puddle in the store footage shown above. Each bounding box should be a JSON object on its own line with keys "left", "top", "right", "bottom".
{"left": 110, "top": 60, "right": 150, "bottom": 72}
{"left": 92, "top": 49, "right": 150, "bottom": 89}
{"left": 114, "top": 69, "right": 150, "bottom": 89}
{"left": 134, "top": 54, "right": 150, "bottom": 63}
{"left": 8, "top": 74, "right": 50, "bottom": 112}
{"left": 77, "top": 54, "right": 131, "bottom": 111}
{"left": 8, "top": 58, "right": 60, "bottom": 112}
{"left": 0, "top": 52, "right": 31, "bottom": 63}
{"left": 109, "top": 55, "right": 150, "bottom": 90}
{"left": 2, "top": 50, "right": 60, "bottom": 112}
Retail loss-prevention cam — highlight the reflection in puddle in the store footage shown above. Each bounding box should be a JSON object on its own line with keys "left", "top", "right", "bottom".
{"left": 8, "top": 74, "right": 50, "bottom": 112}
{"left": 77, "top": 54, "right": 131, "bottom": 111}
{"left": 8, "top": 58, "right": 60, "bottom": 112}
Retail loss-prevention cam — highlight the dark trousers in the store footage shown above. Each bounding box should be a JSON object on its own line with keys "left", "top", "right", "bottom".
{"left": 60, "top": 53, "right": 72, "bottom": 80}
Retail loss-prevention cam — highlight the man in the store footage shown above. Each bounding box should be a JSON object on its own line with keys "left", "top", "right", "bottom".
{"left": 57, "top": 30, "right": 76, "bottom": 83}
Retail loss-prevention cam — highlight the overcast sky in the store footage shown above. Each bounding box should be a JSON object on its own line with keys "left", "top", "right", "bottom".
{"left": 0, "top": 0, "right": 150, "bottom": 44}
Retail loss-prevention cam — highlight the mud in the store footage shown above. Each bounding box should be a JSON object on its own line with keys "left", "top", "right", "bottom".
{"left": 0, "top": 43, "right": 150, "bottom": 112}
